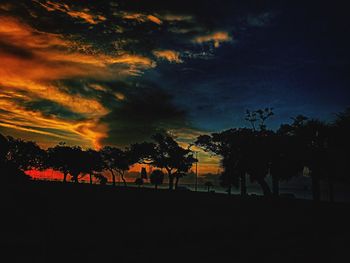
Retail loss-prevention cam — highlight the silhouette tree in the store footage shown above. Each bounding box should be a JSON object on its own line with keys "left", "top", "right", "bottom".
{"left": 174, "top": 171, "right": 186, "bottom": 190}
{"left": 47, "top": 144, "right": 69, "bottom": 182}
{"left": 100, "top": 146, "right": 133, "bottom": 187}
{"left": 301, "top": 120, "right": 331, "bottom": 202}
{"left": 279, "top": 117, "right": 331, "bottom": 202}
{"left": 140, "top": 167, "right": 148, "bottom": 180}
{"left": 47, "top": 144, "right": 86, "bottom": 183}
{"left": 67, "top": 147, "right": 86, "bottom": 183}
{"left": 245, "top": 108, "right": 274, "bottom": 131}
{"left": 131, "top": 134, "right": 196, "bottom": 190}
{"left": 0, "top": 133, "right": 9, "bottom": 176}
{"left": 149, "top": 169, "right": 164, "bottom": 189}
{"left": 196, "top": 131, "right": 241, "bottom": 195}
{"left": 0, "top": 133, "right": 8, "bottom": 162}
{"left": 245, "top": 110, "right": 258, "bottom": 131}
{"left": 94, "top": 173, "right": 107, "bottom": 185}
{"left": 327, "top": 108, "right": 350, "bottom": 202}
{"left": 244, "top": 109, "right": 275, "bottom": 196}
{"left": 83, "top": 149, "right": 104, "bottom": 184}
{"left": 6, "top": 136, "right": 46, "bottom": 172}
{"left": 151, "top": 133, "right": 196, "bottom": 190}
{"left": 245, "top": 133, "right": 272, "bottom": 197}
{"left": 219, "top": 165, "right": 240, "bottom": 195}
{"left": 129, "top": 142, "right": 157, "bottom": 165}
{"left": 0, "top": 134, "right": 30, "bottom": 183}
{"left": 270, "top": 128, "right": 305, "bottom": 197}
{"left": 197, "top": 108, "right": 276, "bottom": 197}
{"left": 204, "top": 181, "right": 213, "bottom": 192}
{"left": 197, "top": 128, "right": 273, "bottom": 196}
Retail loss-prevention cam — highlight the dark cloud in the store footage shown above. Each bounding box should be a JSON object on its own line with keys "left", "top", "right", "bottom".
{"left": 0, "top": 40, "right": 34, "bottom": 59}
{"left": 22, "top": 99, "right": 85, "bottom": 121}
{"left": 101, "top": 83, "right": 188, "bottom": 146}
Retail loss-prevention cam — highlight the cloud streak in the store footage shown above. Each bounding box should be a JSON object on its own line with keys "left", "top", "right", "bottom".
{"left": 193, "top": 31, "right": 233, "bottom": 48}
{"left": 0, "top": 15, "right": 156, "bottom": 148}
{"left": 121, "top": 12, "right": 162, "bottom": 25}
{"left": 34, "top": 0, "right": 106, "bottom": 24}
{"left": 153, "top": 49, "right": 182, "bottom": 63}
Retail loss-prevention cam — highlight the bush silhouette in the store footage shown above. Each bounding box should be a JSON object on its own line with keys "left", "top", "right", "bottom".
{"left": 150, "top": 170, "right": 164, "bottom": 189}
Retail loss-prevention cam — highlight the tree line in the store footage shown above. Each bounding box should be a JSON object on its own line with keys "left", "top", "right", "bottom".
{"left": 196, "top": 108, "right": 350, "bottom": 202}
{"left": 1, "top": 107, "right": 349, "bottom": 202}
{"left": 0, "top": 133, "right": 196, "bottom": 190}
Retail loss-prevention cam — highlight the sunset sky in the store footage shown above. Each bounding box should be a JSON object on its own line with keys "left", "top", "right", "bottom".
{"left": 1, "top": 1, "right": 349, "bottom": 174}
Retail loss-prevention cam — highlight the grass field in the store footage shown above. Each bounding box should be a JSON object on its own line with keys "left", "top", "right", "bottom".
{"left": 1, "top": 181, "right": 350, "bottom": 263}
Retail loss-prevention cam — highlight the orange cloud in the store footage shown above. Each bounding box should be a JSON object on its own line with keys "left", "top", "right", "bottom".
{"left": 0, "top": 15, "right": 155, "bottom": 78}
{"left": 89, "top": 83, "right": 108, "bottom": 92}
{"left": 34, "top": 0, "right": 106, "bottom": 24}
{"left": 193, "top": 31, "right": 232, "bottom": 48}
{"left": 0, "top": 97, "right": 108, "bottom": 149}
{"left": 122, "top": 12, "right": 162, "bottom": 25}
{"left": 114, "top": 92, "right": 126, "bottom": 101}
{"left": 0, "top": 16, "right": 155, "bottom": 148}
{"left": 153, "top": 50, "right": 182, "bottom": 63}
{"left": 147, "top": 15, "right": 162, "bottom": 25}
{"left": 122, "top": 13, "right": 144, "bottom": 21}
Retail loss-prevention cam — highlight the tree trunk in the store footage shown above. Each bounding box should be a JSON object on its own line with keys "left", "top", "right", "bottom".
{"left": 63, "top": 172, "right": 67, "bottom": 183}
{"left": 328, "top": 175, "right": 334, "bottom": 203}
{"left": 257, "top": 178, "right": 272, "bottom": 197}
{"left": 272, "top": 174, "right": 279, "bottom": 198}
{"left": 168, "top": 172, "right": 174, "bottom": 190}
{"left": 207, "top": 186, "right": 210, "bottom": 193}
{"left": 174, "top": 176, "right": 180, "bottom": 190}
{"left": 155, "top": 184, "right": 158, "bottom": 190}
{"left": 240, "top": 173, "right": 247, "bottom": 197}
{"left": 89, "top": 174, "right": 93, "bottom": 184}
{"left": 227, "top": 185, "right": 232, "bottom": 195}
{"left": 110, "top": 170, "right": 116, "bottom": 187}
{"left": 311, "top": 174, "right": 321, "bottom": 202}
{"left": 120, "top": 172, "right": 127, "bottom": 187}
{"left": 72, "top": 174, "right": 79, "bottom": 184}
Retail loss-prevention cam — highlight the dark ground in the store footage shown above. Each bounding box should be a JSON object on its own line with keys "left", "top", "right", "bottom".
{"left": 1, "top": 181, "right": 349, "bottom": 263}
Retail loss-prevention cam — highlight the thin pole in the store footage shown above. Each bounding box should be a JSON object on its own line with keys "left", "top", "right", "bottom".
{"left": 195, "top": 151, "right": 198, "bottom": 192}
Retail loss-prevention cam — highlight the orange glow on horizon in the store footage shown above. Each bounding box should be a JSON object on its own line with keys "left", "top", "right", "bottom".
{"left": 26, "top": 163, "right": 220, "bottom": 184}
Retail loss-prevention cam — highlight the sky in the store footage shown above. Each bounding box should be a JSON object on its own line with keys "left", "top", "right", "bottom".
{"left": 0, "top": 0, "right": 349, "bottom": 173}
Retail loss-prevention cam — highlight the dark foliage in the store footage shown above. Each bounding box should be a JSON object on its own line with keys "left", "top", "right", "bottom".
{"left": 149, "top": 169, "right": 165, "bottom": 189}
